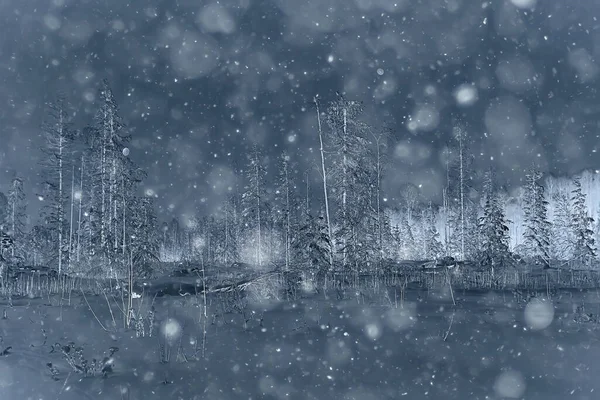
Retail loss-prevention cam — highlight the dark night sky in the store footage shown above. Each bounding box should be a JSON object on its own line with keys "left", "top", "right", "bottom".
{"left": 1, "top": 0, "right": 600, "bottom": 221}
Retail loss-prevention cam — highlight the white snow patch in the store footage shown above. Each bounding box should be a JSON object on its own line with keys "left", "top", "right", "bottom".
{"left": 524, "top": 298, "right": 554, "bottom": 330}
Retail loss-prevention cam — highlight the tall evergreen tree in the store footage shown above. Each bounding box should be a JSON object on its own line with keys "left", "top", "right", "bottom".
{"left": 422, "top": 205, "right": 443, "bottom": 260}
{"left": 522, "top": 169, "right": 551, "bottom": 268}
{"left": 478, "top": 169, "right": 510, "bottom": 273}
{"left": 89, "top": 79, "right": 131, "bottom": 271}
{"left": 550, "top": 189, "right": 574, "bottom": 261}
{"left": 6, "top": 177, "right": 27, "bottom": 260}
{"left": 571, "top": 177, "right": 596, "bottom": 265}
{"left": 130, "top": 195, "right": 159, "bottom": 274}
{"left": 293, "top": 213, "right": 331, "bottom": 280}
{"left": 325, "top": 95, "right": 371, "bottom": 269}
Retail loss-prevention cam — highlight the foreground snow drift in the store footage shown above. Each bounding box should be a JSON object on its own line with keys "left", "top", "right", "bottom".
{"left": 0, "top": 287, "right": 599, "bottom": 399}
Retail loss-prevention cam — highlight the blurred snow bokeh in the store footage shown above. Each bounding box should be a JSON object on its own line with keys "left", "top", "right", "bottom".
{"left": 197, "top": 3, "right": 236, "bottom": 34}
{"left": 509, "top": 0, "right": 537, "bottom": 10}
{"left": 453, "top": 84, "right": 478, "bottom": 107}
{"left": 170, "top": 32, "right": 221, "bottom": 79}
{"left": 161, "top": 318, "right": 182, "bottom": 344}
{"left": 524, "top": 298, "right": 554, "bottom": 330}
{"left": 494, "top": 370, "right": 526, "bottom": 398}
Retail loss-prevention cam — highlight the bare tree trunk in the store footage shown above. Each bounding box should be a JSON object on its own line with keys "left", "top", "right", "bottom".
{"left": 443, "top": 154, "right": 450, "bottom": 256}
{"left": 122, "top": 175, "right": 126, "bottom": 255}
{"left": 10, "top": 191, "right": 15, "bottom": 258}
{"left": 305, "top": 170, "right": 310, "bottom": 214}
{"left": 373, "top": 133, "right": 383, "bottom": 270}
{"left": 342, "top": 107, "right": 348, "bottom": 267}
{"left": 225, "top": 201, "right": 229, "bottom": 264}
{"left": 459, "top": 133, "right": 465, "bottom": 262}
{"left": 285, "top": 165, "right": 291, "bottom": 271}
{"left": 100, "top": 111, "right": 107, "bottom": 266}
{"left": 112, "top": 160, "right": 118, "bottom": 252}
{"left": 314, "top": 97, "right": 334, "bottom": 270}
{"left": 76, "top": 156, "right": 84, "bottom": 262}
{"left": 255, "top": 161, "right": 262, "bottom": 267}
{"left": 68, "top": 165, "right": 75, "bottom": 271}
{"left": 58, "top": 114, "right": 64, "bottom": 276}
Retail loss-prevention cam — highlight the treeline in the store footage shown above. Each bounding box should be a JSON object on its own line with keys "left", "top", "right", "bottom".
{"left": 2, "top": 85, "right": 598, "bottom": 278}
{"left": 156, "top": 96, "right": 599, "bottom": 275}
{"left": 1, "top": 80, "right": 159, "bottom": 277}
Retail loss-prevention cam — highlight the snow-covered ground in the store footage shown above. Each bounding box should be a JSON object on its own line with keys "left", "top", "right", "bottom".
{"left": 0, "top": 286, "right": 599, "bottom": 399}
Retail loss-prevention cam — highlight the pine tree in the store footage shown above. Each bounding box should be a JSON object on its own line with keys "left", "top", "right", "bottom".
{"left": 522, "top": 169, "right": 551, "bottom": 268}
{"left": 130, "top": 196, "right": 159, "bottom": 276}
{"left": 6, "top": 177, "right": 27, "bottom": 261}
{"left": 293, "top": 213, "right": 331, "bottom": 280}
{"left": 423, "top": 205, "right": 443, "bottom": 260}
{"left": 571, "top": 177, "right": 596, "bottom": 266}
{"left": 550, "top": 190, "right": 574, "bottom": 261}
{"left": 478, "top": 169, "right": 510, "bottom": 273}
{"left": 396, "top": 211, "right": 415, "bottom": 260}
{"left": 89, "top": 79, "right": 131, "bottom": 272}
{"left": 0, "top": 193, "right": 7, "bottom": 234}
{"left": 325, "top": 95, "right": 371, "bottom": 269}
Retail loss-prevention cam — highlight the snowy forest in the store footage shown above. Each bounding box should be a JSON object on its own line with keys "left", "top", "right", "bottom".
{"left": 4, "top": 0, "right": 600, "bottom": 398}
{"left": 2, "top": 79, "right": 599, "bottom": 282}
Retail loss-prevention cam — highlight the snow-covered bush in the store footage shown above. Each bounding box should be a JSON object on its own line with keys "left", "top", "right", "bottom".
{"left": 53, "top": 342, "right": 119, "bottom": 378}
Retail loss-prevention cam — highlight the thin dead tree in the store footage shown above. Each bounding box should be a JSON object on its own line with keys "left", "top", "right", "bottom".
{"left": 314, "top": 96, "right": 334, "bottom": 270}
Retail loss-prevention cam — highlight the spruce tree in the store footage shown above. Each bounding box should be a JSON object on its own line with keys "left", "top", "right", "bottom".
{"left": 293, "top": 213, "right": 331, "bottom": 279}
{"left": 325, "top": 95, "right": 371, "bottom": 269}
{"left": 522, "top": 169, "right": 551, "bottom": 268}
{"left": 571, "top": 177, "right": 596, "bottom": 266}
{"left": 6, "top": 177, "right": 27, "bottom": 260}
{"left": 550, "top": 190, "right": 574, "bottom": 261}
{"left": 478, "top": 169, "right": 510, "bottom": 273}
{"left": 423, "top": 205, "right": 443, "bottom": 260}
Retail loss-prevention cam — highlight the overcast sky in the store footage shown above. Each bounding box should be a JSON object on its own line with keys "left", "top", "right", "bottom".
{"left": 0, "top": 0, "right": 599, "bottom": 220}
